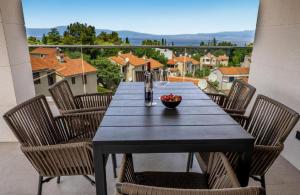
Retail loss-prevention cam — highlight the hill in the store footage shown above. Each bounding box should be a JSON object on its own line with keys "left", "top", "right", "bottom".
{"left": 26, "top": 26, "right": 255, "bottom": 46}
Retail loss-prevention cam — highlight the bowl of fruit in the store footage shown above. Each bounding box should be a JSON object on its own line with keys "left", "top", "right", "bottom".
{"left": 160, "top": 93, "right": 182, "bottom": 109}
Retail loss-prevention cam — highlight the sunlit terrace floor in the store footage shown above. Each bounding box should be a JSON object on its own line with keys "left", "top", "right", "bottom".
{"left": 1, "top": 143, "right": 300, "bottom": 195}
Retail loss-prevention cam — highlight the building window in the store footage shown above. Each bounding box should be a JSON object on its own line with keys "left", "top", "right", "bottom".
{"left": 33, "top": 72, "right": 40, "bottom": 84}
{"left": 71, "top": 77, "right": 76, "bottom": 84}
{"left": 82, "top": 75, "right": 87, "bottom": 84}
{"left": 48, "top": 73, "right": 55, "bottom": 86}
{"left": 229, "top": 77, "right": 235, "bottom": 82}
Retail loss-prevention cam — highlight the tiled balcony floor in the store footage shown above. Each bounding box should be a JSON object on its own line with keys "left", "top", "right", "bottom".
{"left": 1, "top": 142, "right": 300, "bottom": 195}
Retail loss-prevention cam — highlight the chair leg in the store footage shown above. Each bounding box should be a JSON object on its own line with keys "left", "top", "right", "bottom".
{"left": 112, "top": 154, "right": 117, "bottom": 178}
{"left": 186, "top": 153, "right": 192, "bottom": 172}
{"left": 190, "top": 153, "right": 194, "bottom": 168}
{"left": 57, "top": 176, "right": 61, "bottom": 184}
{"left": 261, "top": 175, "right": 266, "bottom": 190}
{"left": 37, "top": 176, "right": 43, "bottom": 195}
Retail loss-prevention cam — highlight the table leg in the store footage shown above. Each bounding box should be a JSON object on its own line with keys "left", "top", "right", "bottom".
{"left": 236, "top": 150, "right": 251, "bottom": 187}
{"left": 94, "top": 146, "right": 107, "bottom": 195}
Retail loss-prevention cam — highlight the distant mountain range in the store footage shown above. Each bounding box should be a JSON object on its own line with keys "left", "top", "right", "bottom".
{"left": 26, "top": 26, "right": 255, "bottom": 46}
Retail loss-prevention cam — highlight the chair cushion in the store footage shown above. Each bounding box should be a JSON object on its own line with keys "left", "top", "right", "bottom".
{"left": 135, "top": 172, "right": 208, "bottom": 189}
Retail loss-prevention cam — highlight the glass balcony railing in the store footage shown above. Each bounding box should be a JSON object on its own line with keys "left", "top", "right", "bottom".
{"left": 28, "top": 45, "right": 253, "bottom": 97}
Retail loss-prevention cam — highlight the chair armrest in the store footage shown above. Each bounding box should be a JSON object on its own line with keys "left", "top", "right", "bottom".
{"left": 230, "top": 114, "right": 249, "bottom": 127}
{"left": 74, "top": 93, "right": 113, "bottom": 109}
{"left": 116, "top": 183, "right": 263, "bottom": 195}
{"left": 223, "top": 108, "right": 246, "bottom": 115}
{"left": 54, "top": 110, "right": 105, "bottom": 141}
{"left": 250, "top": 143, "right": 284, "bottom": 176}
{"left": 60, "top": 107, "right": 107, "bottom": 115}
{"left": 206, "top": 93, "right": 227, "bottom": 107}
{"left": 21, "top": 142, "right": 93, "bottom": 177}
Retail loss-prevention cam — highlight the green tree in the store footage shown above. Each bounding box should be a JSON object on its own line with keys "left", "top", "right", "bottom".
{"left": 63, "top": 22, "right": 96, "bottom": 45}
{"left": 125, "top": 37, "right": 130, "bottom": 44}
{"left": 90, "top": 57, "right": 122, "bottom": 89}
{"left": 42, "top": 34, "right": 48, "bottom": 44}
{"left": 212, "top": 37, "right": 217, "bottom": 46}
{"left": 200, "top": 41, "right": 205, "bottom": 46}
{"left": 47, "top": 28, "right": 61, "bottom": 44}
{"left": 195, "top": 67, "right": 211, "bottom": 78}
{"left": 133, "top": 48, "right": 167, "bottom": 65}
{"left": 27, "top": 36, "right": 40, "bottom": 45}
{"left": 97, "top": 31, "right": 122, "bottom": 45}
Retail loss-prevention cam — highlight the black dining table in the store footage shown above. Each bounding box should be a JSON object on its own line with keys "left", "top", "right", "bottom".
{"left": 93, "top": 82, "right": 254, "bottom": 195}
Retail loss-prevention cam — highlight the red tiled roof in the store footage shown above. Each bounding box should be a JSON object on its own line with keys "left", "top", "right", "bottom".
{"left": 31, "top": 47, "right": 57, "bottom": 58}
{"left": 167, "top": 56, "right": 199, "bottom": 65}
{"left": 30, "top": 57, "right": 54, "bottom": 72}
{"left": 218, "top": 67, "right": 250, "bottom": 75}
{"left": 167, "top": 58, "right": 177, "bottom": 65}
{"left": 110, "top": 56, "right": 126, "bottom": 66}
{"left": 119, "top": 53, "right": 146, "bottom": 67}
{"left": 148, "top": 58, "right": 163, "bottom": 69}
{"left": 55, "top": 57, "right": 96, "bottom": 77}
{"left": 30, "top": 48, "right": 96, "bottom": 77}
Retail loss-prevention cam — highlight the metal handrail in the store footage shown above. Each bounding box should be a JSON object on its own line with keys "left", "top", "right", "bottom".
{"left": 28, "top": 44, "right": 253, "bottom": 49}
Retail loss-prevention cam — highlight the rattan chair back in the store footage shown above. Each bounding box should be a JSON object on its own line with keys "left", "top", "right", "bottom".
{"left": 3, "top": 95, "right": 61, "bottom": 146}
{"left": 224, "top": 79, "right": 256, "bottom": 112}
{"left": 49, "top": 80, "right": 77, "bottom": 111}
{"left": 246, "top": 95, "right": 299, "bottom": 146}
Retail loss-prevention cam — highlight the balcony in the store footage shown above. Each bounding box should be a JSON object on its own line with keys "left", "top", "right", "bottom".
{"left": 1, "top": 0, "right": 300, "bottom": 195}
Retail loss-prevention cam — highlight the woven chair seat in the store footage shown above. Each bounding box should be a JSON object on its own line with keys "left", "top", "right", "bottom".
{"left": 135, "top": 172, "right": 208, "bottom": 189}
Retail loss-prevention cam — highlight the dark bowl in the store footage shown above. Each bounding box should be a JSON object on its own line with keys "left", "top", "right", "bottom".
{"left": 161, "top": 99, "right": 181, "bottom": 109}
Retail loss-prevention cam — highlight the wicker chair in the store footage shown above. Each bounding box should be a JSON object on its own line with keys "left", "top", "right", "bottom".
{"left": 48, "top": 79, "right": 117, "bottom": 177}
{"left": 187, "top": 79, "right": 256, "bottom": 171}
{"left": 49, "top": 79, "right": 112, "bottom": 115}
{"left": 207, "top": 79, "right": 256, "bottom": 115}
{"left": 3, "top": 95, "right": 106, "bottom": 195}
{"left": 116, "top": 153, "right": 263, "bottom": 195}
{"left": 196, "top": 95, "right": 300, "bottom": 190}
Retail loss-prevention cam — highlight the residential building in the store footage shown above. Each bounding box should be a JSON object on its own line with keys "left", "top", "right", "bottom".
{"left": 155, "top": 48, "right": 173, "bottom": 59}
{"left": 110, "top": 52, "right": 163, "bottom": 81}
{"left": 167, "top": 56, "right": 200, "bottom": 76}
{"left": 209, "top": 67, "right": 249, "bottom": 91}
{"left": 217, "top": 54, "right": 229, "bottom": 66}
{"left": 30, "top": 48, "right": 97, "bottom": 96}
{"left": 200, "top": 53, "right": 217, "bottom": 68}
{"left": 200, "top": 53, "right": 229, "bottom": 68}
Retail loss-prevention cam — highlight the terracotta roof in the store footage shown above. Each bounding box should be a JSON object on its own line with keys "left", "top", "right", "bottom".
{"left": 30, "top": 48, "right": 96, "bottom": 77}
{"left": 119, "top": 53, "right": 146, "bottom": 67}
{"left": 218, "top": 67, "right": 250, "bottom": 75}
{"left": 31, "top": 47, "right": 57, "bottom": 58}
{"left": 30, "top": 57, "right": 54, "bottom": 72}
{"left": 168, "top": 76, "right": 200, "bottom": 86}
{"left": 191, "top": 59, "right": 200, "bottom": 65}
{"left": 148, "top": 58, "right": 163, "bottom": 69}
{"left": 168, "top": 56, "right": 199, "bottom": 65}
{"left": 55, "top": 57, "right": 96, "bottom": 77}
{"left": 167, "top": 58, "right": 177, "bottom": 65}
{"left": 217, "top": 54, "right": 229, "bottom": 61}
{"left": 110, "top": 56, "right": 126, "bottom": 66}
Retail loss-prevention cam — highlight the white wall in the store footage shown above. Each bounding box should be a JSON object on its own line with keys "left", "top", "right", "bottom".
{"left": 0, "top": 0, "right": 35, "bottom": 142}
{"left": 249, "top": 0, "right": 300, "bottom": 169}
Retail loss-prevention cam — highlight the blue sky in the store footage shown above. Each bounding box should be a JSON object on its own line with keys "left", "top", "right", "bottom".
{"left": 22, "top": 0, "right": 259, "bottom": 35}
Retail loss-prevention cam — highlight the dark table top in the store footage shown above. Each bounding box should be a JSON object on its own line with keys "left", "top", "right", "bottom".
{"left": 94, "top": 82, "right": 253, "bottom": 149}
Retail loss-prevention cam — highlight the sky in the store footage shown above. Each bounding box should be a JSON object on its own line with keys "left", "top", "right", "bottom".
{"left": 22, "top": 0, "right": 259, "bottom": 35}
